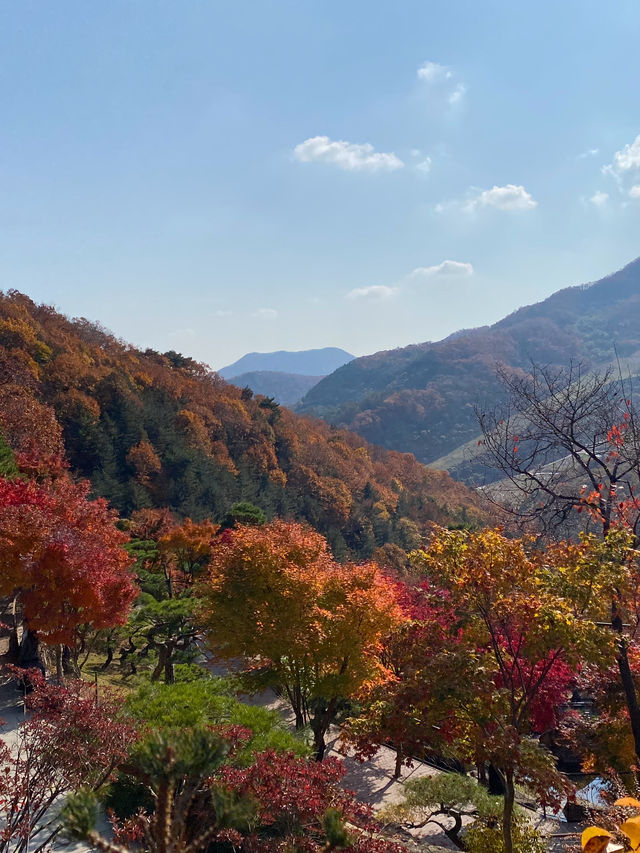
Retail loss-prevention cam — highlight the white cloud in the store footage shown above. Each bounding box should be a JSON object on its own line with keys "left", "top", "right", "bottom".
{"left": 347, "top": 285, "right": 397, "bottom": 300}
{"left": 294, "top": 136, "right": 403, "bottom": 172}
{"left": 590, "top": 190, "right": 609, "bottom": 206}
{"left": 417, "top": 61, "right": 465, "bottom": 107}
{"left": 416, "top": 156, "right": 432, "bottom": 174}
{"left": 465, "top": 184, "right": 537, "bottom": 212}
{"left": 350, "top": 262, "right": 473, "bottom": 303}
{"left": 611, "top": 134, "right": 640, "bottom": 172}
{"left": 253, "top": 308, "right": 278, "bottom": 319}
{"left": 411, "top": 261, "right": 474, "bottom": 278}
{"left": 448, "top": 83, "right": 466, "bottom": 104}
{"left": 578, "top": 147, "right": 599, "bottom": 159}
{"left": 215, "top": 309, "right": 232, "bottom": 318}
{"left": 417, "top": 61, "right": 452, "bottom": 82}
{"left": 630, "top": 185, "right": 640, "bottom": 199}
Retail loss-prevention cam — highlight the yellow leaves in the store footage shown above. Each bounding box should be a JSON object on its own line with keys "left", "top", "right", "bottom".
{"left": 583, "top": 800, "right": 640, "bottom": 852}
{"left": 621, "top": 815, "right": 640, "bottom": 850}
{"left": 581, "top": 827, "right": 612, "bottom": 852}
{"left": 616, "top": 798, "right": 640, "bottom": 808}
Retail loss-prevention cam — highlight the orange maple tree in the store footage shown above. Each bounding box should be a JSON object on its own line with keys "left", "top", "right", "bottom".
{"left": 200, "top": 520, "right": 403, "bottom": 759}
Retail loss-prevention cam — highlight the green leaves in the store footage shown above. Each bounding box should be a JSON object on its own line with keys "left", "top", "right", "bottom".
{"left": 60, "top": 790, "right": 99, "bottom": 842}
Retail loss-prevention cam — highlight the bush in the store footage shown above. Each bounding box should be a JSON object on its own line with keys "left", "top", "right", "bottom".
{"left": 465, "top": 813, "right": 546, "bottom": 853}
{"left": 125, "top": 678, "right": 308, "bottom": 764}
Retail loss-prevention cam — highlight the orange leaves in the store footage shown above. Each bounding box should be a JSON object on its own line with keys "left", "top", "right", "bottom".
{"left": 126, "top": 441, "right": 162, "bottom": 483}
{"left": 175, "top": 408, "right": 212, "bottom": 455}
{"left": 158, "top": 517, "right": 219, "bottom": 590}
{"left": 621, "top": 816, "right": 640, "bottom": 851}
{"left": 607, "top": 422, "right": 627, "bottom": 448}
{"left": 201, "top": 520, "right": 404, "bottom": 717}
{"left": 0, "top": 289, "right": 485, "bottom": 557}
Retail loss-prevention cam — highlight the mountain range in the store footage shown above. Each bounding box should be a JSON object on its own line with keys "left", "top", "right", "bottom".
{"left": 297, "top": 257, "right": 640, "bottom": 482}
{"left": 218, "top": 347, "right": 354, "bottom": 378}
{"left": 226, "top": 371, "right": 324, "bottom": 406}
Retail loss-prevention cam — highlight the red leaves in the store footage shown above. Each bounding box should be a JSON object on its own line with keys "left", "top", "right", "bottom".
{"left": 607, "top": 422, "right": 627, "bottom": 448}
{"left": 0, "top": 474, "right": 137, "bottom": 644}
{"left": 219, "top": 751, "right": 394, "bottom": 852}
{"left": 343, "top": 576, "right": 461, "bottom": 768}
{"left": 493, "top": 648, "right": 574, "bottom": 731}
{"left": 0, "top": 670, "right": 138, "bottom": 846}
{"left": 223, "top": 750, "right": 346, "bottom": 826}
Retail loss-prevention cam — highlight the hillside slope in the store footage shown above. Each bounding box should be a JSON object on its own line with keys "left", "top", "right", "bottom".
{"left": 218, "top": 347, "right": 354, "bottom": 378}
{"left": 0, "top": 292, "right": 484, "bottom": 558}
{"left": 298, "top": 257, "right": 640, "bottom": 470}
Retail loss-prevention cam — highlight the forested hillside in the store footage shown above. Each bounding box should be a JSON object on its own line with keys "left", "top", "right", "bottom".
{"left": 0, "top": 291, "right": 483, "bottom": 557}
{"left": 298, "top": 257, "right": 640, "bottom": 472}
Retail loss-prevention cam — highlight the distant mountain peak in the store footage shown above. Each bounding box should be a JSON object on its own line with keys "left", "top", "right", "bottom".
{"left": 218, "top": 347, "right": 354, "bottom": 379}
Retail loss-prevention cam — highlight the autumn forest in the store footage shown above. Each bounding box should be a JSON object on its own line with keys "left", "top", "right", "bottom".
{"left": 3, "top": 276, "right": 640, "bottom": 853}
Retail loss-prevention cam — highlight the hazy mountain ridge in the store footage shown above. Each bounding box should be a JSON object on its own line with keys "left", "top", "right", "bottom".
{"left": 219, "top": 347, "right": 354, "bottom": 378}
{"left": 297, "top": 257, "right": 640, "bottom": 471}
{"left": 227, "top": 370, "right": 324, "bottom": 406}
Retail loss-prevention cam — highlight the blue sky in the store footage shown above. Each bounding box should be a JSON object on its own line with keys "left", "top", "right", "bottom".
{"left": 1, "top": 0, "right": 640, "bottom": 368}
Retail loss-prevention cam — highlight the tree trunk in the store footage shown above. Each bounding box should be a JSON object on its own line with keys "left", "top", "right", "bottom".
{"left": 62, "top": 645, "right": 79, "bottom": 676}
{"left": 19, "top": 626, "right": 44, "bottom": 673}
{"left": 101, "top": 644, "right": 114, "bottom": 671}
{"left": 311, "top": 697, "right": 338, "bottom": 761}
{"left": 8, "top": 594, "right": 20, "bottom": 662}
{"left": 488, "top": 763, "right": 506, "bottom": 795}
{"left": 120, "top": 638, "right": 137, "bottom": 675}
{"left": 314, "top": 729, "right": 327, "bottom": 761}
{"left": 55, "top": 645, "right": 63, "bottom": 682}
{"left": 151, "top": 646, "right": 167, "bottom": 682}
{"left": 393, "top": 747, "right": 403, "bottom": 779}
{"left": 164, "top": 651, "right": 174, "bottom": 685}
{"left": 502, "top": 769, "right": 515, "bottom": 853}
{"left": 444, "top": 811, "right": 465, "bottom": 850}
{"left": 294, "top": 709, "right": 304, "bottom": 730}
{"left": 616, "top": 638, "right": 640, "bottom": 766}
